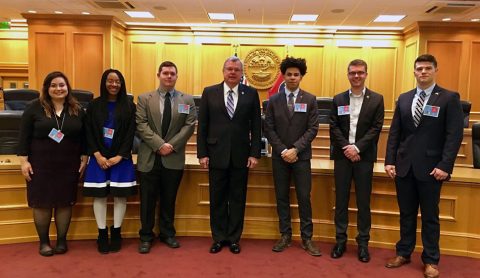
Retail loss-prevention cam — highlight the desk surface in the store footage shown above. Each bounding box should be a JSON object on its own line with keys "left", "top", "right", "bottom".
{"left": 1, "top": 154, "right": 479, "bottom": 184}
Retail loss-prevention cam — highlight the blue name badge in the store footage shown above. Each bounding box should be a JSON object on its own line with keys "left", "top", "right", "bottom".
{"left": 337, "top": 105, "right": 350, "bottom": 115}
{"left": 48, "top": 128, "right": 64, "bottom": 143}
{"left": 103, "top": 127, "right": 115, "bottom": 139}
{"left": 294, "top": 103, "right": 307, "bottom": 113}
{"left": 178, "top": 104, "right": 190, "bottom": 114}
{"left": 423, "top": 105, "right": 440, "bottom": 117}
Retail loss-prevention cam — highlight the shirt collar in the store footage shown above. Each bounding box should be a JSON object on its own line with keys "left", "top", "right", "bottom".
{"left": 224, "top": 83, "right": 239, "bottom": 95}
{"left": 416, "top": 83, "right": 436, "bottom": 97}
{"left": 348, "top": 87, "right": 366, "bottom": 98}
{"left": 158, "top": 88, "right": 175, "bottom": 97}
{"left": 285, "top": 87, "right": 300, "bottom": 97}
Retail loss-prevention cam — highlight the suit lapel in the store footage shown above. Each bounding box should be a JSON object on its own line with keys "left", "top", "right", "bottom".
{"left": 216, "top": 83, "right": 230, "bottom": 119}
{"left": 405, "top": 89, "right": 416, "bottom": 128}
{"left": 278, "top": 89, "right": 291, "bottom": 119}
{"left": 357, "top": 89, "right": 371, "bottom": 123}
{"left": 234, "top": 84, "right": 246, "bottom": 119}
{"left": 168, "top": 90, "right": 181, "bottom": 137}
{"left": 417, "top": 86, "right": 441, "bottom": 128}
{"left": 148, "top": 90, "right": 162, "bottom": 134}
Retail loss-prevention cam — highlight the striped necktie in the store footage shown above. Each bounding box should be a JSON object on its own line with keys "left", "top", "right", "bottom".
{"left": 287, "top": 93, "right": 295, "bottom": 116}
{"left": 413, "top": 91, "right": 426, "bottom": 127}
{"left": 227, "top": 90, "right": 234, "bottom": 119}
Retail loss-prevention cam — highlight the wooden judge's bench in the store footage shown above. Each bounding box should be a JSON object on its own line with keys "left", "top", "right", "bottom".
{"left": 0, "top": 125, "right": 479, "bottom": 258}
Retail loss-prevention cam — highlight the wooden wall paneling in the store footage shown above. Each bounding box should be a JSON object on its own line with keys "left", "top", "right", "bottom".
{"left": 291, "top": 45, "right": 325, "bottom": 96}
{"left": 34, "top": 32, "right": 66, "bottom": 89}
{"left": 468, "top": 42, "right": 480, "bottom": 111}
{"left": 0, "top": 38, "right": 28, "bottom": 64}
{"left": 129, "top": 42, "right": 157, "bottom": 97}
{"left": 72, "top": 33, "right": 104, "bottom": 95}
{"left": 332, "top": 46, "right": 365, "bottom": 94}
{"left": 427, "top": 41, "right": 462, "bottom": 95}
{"left": 163, "top": 43, "right": 190, "bottom": 94}
{"left": 112, "top": 35, "right": 125, "bottom": 74}
{"left": 369, "top": 47, "right": 398, "bottom": 111}
{"left": 199, "top": 44, "right": 231, "bottom": 89}
{"left": 402, "top": 41, "right": 418, "bottom": 99}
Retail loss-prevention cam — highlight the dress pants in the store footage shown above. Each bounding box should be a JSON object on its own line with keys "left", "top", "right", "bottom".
{"left": 395, "top": 167, "right": 442, "bottom": 264}
{"left": 272, "top": 159, "right": 313, "bottom": 240}
{"left": 139, "top": 155, "right": 184, "bottom": 242}
{"left": 209, "top": 166, "right": 249, "bottom": 244}
{"left": 333, "top": 159, "right": 373, "bottom": 247}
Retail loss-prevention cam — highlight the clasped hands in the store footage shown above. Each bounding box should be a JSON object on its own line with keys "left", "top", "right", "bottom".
{"left": 157, "top": 143, "right": 174, "bottom": 156}
{"left": 95, "top": 152, "right": 122, "bottom": 170}
{"left": 343, "top": 144, "right": 360, "bottom": 162}
{"left": 282, "top": 148, "right": 298, "bottom": 163}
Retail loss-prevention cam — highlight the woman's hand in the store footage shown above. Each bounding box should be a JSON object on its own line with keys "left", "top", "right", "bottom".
{"left": 107, "top": 155, "right": 122, "bottom": 166}
{"left": 79, "top": 155, "right": 88, "bottom": 177}
{"left": 20, "top": 159, "right": 34, "bottom": 182}
{"left": 94, "top": 152, "right": 110, "bottom": 170}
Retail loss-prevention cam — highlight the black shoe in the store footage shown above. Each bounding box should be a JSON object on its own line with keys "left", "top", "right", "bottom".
{"left": 39, "top": 244, "right": 54, "bottom": 257}
{"left": 358, "top": 246, "right": 370, "bottom": 263}
{"left": 272, "top": 234, "right": 292, "bottom": 252}
{"left": 330, "top": 243, "right": 346, "bottom": 259}
{"left": 138, "top": 241, "right": 152, "bottom": 254}
{"left": 160, "top": 237, "right": 180, "bottom": 248}
{"left": 54, "top": 238, "right": 68, "bottom": 255}
{"left": 301, "top": 239, "right": 322, "bottom": 256}
{"left": 229, "top": 243, "right": 241, "bottom": 254}
{"left": 209, "top": 242, "right": 222, "bottom": 253}
{"left": 110, "top": 226, "right": 122, "bottom": 253}
{"left": 97, "top": 228, "right": 109, "bottom": 254}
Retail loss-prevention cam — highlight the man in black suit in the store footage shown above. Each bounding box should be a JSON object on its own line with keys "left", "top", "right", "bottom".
{"left": 384, "top": 54, "right": 463, "bottom": 278}
{"left": 329, "top": 59, "right": 384, "bottom": 262}
{"left": 264, "top": 57, "right": 321, "bottom": 256}
{"left": 197, "top": 56, "right": 262, "bottom": 254}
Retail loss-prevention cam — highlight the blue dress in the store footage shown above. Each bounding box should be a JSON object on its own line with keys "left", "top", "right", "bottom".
{"left": 83, "top": 102, "right": 136, "bottom": 197}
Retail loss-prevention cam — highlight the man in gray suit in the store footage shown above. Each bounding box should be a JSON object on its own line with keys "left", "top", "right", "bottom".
{"left": 264, "top": 57, "right": 321, "bottom": 256}
{"left": 136, "top": 61, "right": 196, "bottom": 254}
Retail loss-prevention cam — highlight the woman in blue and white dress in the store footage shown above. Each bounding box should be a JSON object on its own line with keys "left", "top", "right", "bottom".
{"left": 83, "top": 69, "right": 136, "bottom": 254}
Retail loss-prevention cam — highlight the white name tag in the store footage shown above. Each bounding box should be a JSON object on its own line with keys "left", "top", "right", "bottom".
{"left": 48, "top": 128, "right": 64, "bottom": 143}
{"left": 178, "top": 104, "right": 190, "bottom": 114}
{"left": 423, "top": 105, "right": 440, "bottom": 117}
{"left": 103, "top": 127, "right": 115, "bottom": 139}
{"left": 337, "top": 105, "right": 350, "bottom": 115}
{"left": 294, "top": 103, "right": 307, "bottom": 112}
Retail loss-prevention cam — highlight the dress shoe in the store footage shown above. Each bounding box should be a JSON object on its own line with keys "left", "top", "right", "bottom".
{"left": 357, "top": 246, "right": 370, "bottom": 263}
{"left": 385, "top": 256, "right": 411, "bottom": 268}
{"left": 209, "top": 242, "right": 222, "bottom": 253}
{"left": 138, "top": 241, "right": 152, "bottom": 254}
{"left": 330, "top": 243, "right": 346, "bottom": 259}
{"left": 272, "top": 234, "right": 292, "bottom": 252}
{"left": 160, "top": 237, "right": 180, "bottom": 248}
{"left": 229, "top": 243, "right": 241, "bottom": 254}
{"left": 54, "top": 243, "right": 68, "bottom": 254}
{"left": 424, "top": 264, "right": 439, "bottom": 278}
{"left": 39, "top": 244, "right": 54, "bottom": 257}
{"left": 301, "top": 239, "right": 322, "bottom": 256}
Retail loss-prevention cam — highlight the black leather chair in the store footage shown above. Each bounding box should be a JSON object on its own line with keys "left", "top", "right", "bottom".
{"left": 0, "top": 110, "right": 23, "bottom": 154}
{"left": 3, "top": 89, "right": 39, "bottom": 110}
{"left": 71, "top": 89, "right": 94, "bottom": 110}
{"left": 316, "top": 97, "right": 333, "bottom": 124}
{"left": 193, "top": 95, "right": 201, "bottom": 116}
{"left": 262, "top": 99, "right": 269, "bottom": 115}
{"left": 461, "top": 100, "right": 471, "bottom": 128}
{"left": 473, "top": 122, "right": 480, "bottom": 168}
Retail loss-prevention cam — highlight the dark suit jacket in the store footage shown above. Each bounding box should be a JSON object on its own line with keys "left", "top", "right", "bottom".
{"left": 264, "top": 89, "right": 319, "bottom": 160}
{"left": 385, "top": 85, "right": 464, "bottom": 181}
{"left": 197, "top": 82, "right": 262, "bottom": 169}
{"left": 330, "top": 89, "right": 384, "bottom": 162}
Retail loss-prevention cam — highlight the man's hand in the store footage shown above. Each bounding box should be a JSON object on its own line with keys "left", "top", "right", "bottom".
{"left": 199, "top": 157, "right": 209, "bottom": 169}
{"left": 281, "top": 148, "right": 298, "bottom": 163}
{"left": 247, "top": 157, "right": 258, "bottom": 169}
{"left": 343, "top": 145, "right": 359, "bottom": 160}
{"left": 157, "top": 143, "right": 174, "bottom": 156}
{"left": 430, "top": 168, "right": 449, "bottom": 181}
{"left": 385, "top": 165, "right": 396, "bottom": 179}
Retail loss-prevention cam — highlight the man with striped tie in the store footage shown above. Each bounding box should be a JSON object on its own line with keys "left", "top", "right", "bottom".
{"left": 197, "top": 56, "right": 262, "bottom": 254}
{"left": 384, "top": 54, "right": 464, "bottom": 278}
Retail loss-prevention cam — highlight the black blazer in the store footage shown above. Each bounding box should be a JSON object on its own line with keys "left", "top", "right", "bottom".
{"left": 85, "top": 97, "right": 136, "bottom": 159}
{"left": 385, "top": 85, "right": 464, "bottom": 181}
{"left": 330, "top": 89, "right": 384, "bottom": 162}
{"left": 197, "top": 82, "right": 262, "bottom": 169}
{"left": 264, "top": 89, "right": 319, "bottom": 160}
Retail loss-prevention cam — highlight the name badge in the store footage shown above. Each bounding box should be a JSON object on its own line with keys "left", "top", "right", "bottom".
{"left": 178, "top": 104, "right": 190, "bottom": 114}
{"left": 48, "top": 128, "right": 64, "bottom": 143}
{"left": 423, "top": 105, "right": 440, "bottom": 117}
{"left": 294, "top": 103, "right": 307, "bottom": 113}
{"left": 338, "top": 105, "right": 350, "bottom": 115}
{"left": 103, "top": 127, "right": 115, "bottom": 139}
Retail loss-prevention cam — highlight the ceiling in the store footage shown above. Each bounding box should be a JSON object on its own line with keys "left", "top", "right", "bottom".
{"left": 1, "top": 0, "right": 480, "bottom": 29}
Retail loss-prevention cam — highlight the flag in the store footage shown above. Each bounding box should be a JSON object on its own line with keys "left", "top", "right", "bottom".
{"left": 268, "top": 73, "right": 285, "bottom": 98}
{"left": 234, "top": 50, "right": 249, "bottom": 86}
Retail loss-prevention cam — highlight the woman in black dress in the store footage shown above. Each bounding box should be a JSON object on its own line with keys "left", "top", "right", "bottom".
{"left": 17, "top": 71, "right": 87, "bottom": 256}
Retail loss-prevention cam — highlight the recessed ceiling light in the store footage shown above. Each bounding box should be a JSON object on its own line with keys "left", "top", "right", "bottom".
{"left": 208, "top": 13, "right": 235, "bottom": 21}
{"left": 291, "top": 14, "right": 318, "bottom": 22}
{"left": 374, "top": 15, "right": 405, "bottom": 22}
{"left": 471, "top": 18, "right": 480, "bottom": 22}
{"left": 54, "top": 11, "right": 63, "bottom": 14}
{"left": 28, "top": 10, "right": 37, "bottom": 14}
{"left": 442, "top": 17, "right": 451, "bottom": 21}
{"left": 82, "top": 12, "right": 90, "bottom": 15}
{"left": 124, "top": 11, "right": 154, "bottom": 18}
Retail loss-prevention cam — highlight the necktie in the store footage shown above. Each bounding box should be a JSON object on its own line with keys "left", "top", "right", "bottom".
{"left": 288, "top": 93, "right": 295, "bottom": 116}
{"left": 162, "top": 92, "right": 171, "bottom": 137}
{"left": 227, "top": 90, "right": 235, "bottom": 119}
{"left": 413, "top": 91, "right": 426, "bottom": 127}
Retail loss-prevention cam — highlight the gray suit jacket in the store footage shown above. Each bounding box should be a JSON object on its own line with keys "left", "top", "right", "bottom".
{"left": 136, "top": 88, "right": 196, "bottom": 171}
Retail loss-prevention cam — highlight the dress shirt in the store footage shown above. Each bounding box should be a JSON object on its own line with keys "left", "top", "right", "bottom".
{"left": 411, "top": 83, "right": 435, "bottom": 118}
{"left": 223, "top": 83, "right": 239, "bottom": 111}
{"left": 348, "top": 88, "right": 366, "bottom": 145}
{"left": 158, "top": 88, "right": 176, "bottom": 127}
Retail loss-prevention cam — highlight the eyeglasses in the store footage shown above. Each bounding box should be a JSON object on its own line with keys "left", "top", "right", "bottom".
{"left": 348, "top": 71, "right": 366, "bottom": 76}
{"left": 107, "top": 80, "right": 122, "bottom": 85}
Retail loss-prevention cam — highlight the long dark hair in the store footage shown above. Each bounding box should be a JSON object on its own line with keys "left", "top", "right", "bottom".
{"left": 99, "top": 69, "right": 132, "bottom": 121}
{"left": 40, "top": 71, "right": 81, "bottom": 118}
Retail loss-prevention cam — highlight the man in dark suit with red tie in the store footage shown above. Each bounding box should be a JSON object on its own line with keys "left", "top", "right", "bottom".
{"left": 384, "top": 54, "right": 463, "bottom": 278}
{"left": 264, "top": 57, "right": 321, "bottom": 256}
{"left": 197, "top": 56, "right": 262, "bottom": 254}
{"left": 330, "top": 59, "right": 384, "bottom": 262}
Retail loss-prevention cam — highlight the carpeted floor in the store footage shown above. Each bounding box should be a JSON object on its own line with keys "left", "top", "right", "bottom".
{"left": 0, "top": 237, "right": 477, "bottom": 277}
